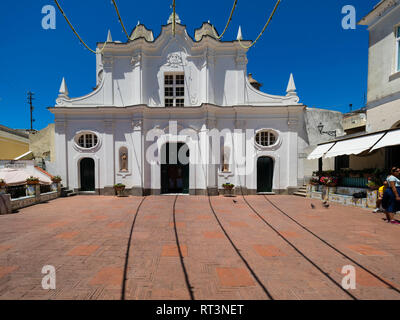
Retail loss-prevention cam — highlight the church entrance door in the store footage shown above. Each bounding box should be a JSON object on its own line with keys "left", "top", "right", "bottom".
{"left": 257, "top": 156, "right": 273, "bottom": 193}
{"left": 161, "top": 143, "right": 189, "bottom": 194}
{"left": 80, "top": 158, "right": 95, "bottom": 192}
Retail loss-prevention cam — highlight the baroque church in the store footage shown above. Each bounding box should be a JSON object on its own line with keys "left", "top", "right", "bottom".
{"left": 50, "top": 13, "right": 308, "bottom": 195}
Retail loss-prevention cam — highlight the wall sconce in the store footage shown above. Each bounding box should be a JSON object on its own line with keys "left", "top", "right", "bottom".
{"left": 317, "top": 123, "right": 337, "bottom": 137}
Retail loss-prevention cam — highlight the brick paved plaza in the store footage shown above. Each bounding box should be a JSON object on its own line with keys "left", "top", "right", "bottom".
{"left": 0, "top": 195, "right": 399, "bottom": 300}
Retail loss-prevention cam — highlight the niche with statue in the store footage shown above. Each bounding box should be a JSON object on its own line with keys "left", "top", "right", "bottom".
{"left": 119, "top": 147, "right": 129, "bottom": 172}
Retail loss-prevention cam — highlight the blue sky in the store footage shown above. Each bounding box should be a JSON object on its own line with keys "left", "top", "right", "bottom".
{"left": 0, "top": 0, "right": 374, "bottom": 130}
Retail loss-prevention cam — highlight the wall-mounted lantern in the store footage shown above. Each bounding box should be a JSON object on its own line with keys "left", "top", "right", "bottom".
{"left": 317, "top": 123, "right": 337, "bottom": 137}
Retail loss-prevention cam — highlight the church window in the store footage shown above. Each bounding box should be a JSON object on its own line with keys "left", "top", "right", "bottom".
{"left": 255, "top": 131, "right": 277, "bottom": 147}
{"left": 165, "top": 99, "right": 174, "bottom": 107}
{"left": 77, "top": 133, "right": 98, "bottom": 149}
{"left": 164, "top": 73, "right": 185, "bottom": 107}
{"left": 165, "top": 75, "right": 173, "bottom": 85}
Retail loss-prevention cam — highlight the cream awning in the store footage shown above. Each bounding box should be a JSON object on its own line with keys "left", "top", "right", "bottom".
{"left": 0, "top": 167, "right": 52, "bottom": 186}
{"left": 307, "top": 143, "right": 335, "bottom": 160}
{"left": 370, "top": 129, "right": 400, "bottom": 152}
{"left": 324, "top": 133, "right": 385, "bottom": 158}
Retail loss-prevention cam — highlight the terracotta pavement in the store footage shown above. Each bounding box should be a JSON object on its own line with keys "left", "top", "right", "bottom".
{"left": 0, "top": 194, "right": 399, "bottom": 300}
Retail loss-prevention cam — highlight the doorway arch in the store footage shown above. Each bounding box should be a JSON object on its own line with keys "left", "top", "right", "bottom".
{"left": 257, "top": 156, "right": 274, "bottom": 193}
{"left": 161, "top": 143, "right": 189, "bottom": 194}
{"left": 80, "top": 158, "right": 95, "bottom": 191}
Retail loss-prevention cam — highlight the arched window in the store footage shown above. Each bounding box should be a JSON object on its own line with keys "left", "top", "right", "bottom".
{"left": 255, "top": 130, "right": 277, "bottom": 147}
{"left": 76, "top": 133, "right": 98, "bottom": 149}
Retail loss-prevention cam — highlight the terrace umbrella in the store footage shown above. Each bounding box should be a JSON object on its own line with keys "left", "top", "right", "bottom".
{"left": 0, "top": 167, "right": 52, "bottom": 186}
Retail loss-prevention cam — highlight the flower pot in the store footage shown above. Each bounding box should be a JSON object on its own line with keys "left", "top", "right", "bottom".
{"left": 223, "top": 188, "right": 235, "bottom": 197}
{"left": 0, "top": 186, "right": 6, "bottom": 195}
{"left": 115, "top": 187, "right": 126, "bottom": 197}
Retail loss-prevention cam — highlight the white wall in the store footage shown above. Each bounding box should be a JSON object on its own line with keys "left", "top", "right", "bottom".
{"left": 367, "top": 5, "right": 400, "bottom": 105}
{"left": 53, "top": 105, "right": 305, "bottom": 193}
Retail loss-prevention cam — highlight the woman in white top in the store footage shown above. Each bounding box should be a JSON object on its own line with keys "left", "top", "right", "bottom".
{"left": 382, "top": 167, "right": 400, "bottom": 224}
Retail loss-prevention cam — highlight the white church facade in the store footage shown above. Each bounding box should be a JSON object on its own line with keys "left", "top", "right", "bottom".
{"left": 49, "top": 14, "right": 308, "bottom": 196}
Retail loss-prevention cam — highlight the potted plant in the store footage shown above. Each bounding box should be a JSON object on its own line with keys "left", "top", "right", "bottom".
{"left": 51, "top": 176, "right": 62, "bottom": 183}
{"left": 114, "top": 183, "right": 126, "bottom": 197}
{"left": 0, "top": 179, "right": 6, "bottom": 195}
{"left": 326, "top": 177, "right": 338, "bottom": 187}
{"left": 320, "top": 176, "right": 338, "bottom": 200}
{"left": 349, "top": 170, "right": 360, "bottom": 178}
{"left": 222, "top": 183, "right": 235, "bottom": 197}
{"left": 366, "top": 177, "right": 380, "bottom": 190}
{"left": 26, "top": 176, "right": 39, "bottom": 197}
{"left": 26, "top": 176, "right": 39, "bottom": 185}
{"left": 51, "top": 176, "right": 62, "bottom": 192}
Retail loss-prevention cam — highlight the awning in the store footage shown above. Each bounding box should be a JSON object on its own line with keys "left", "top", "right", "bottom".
{"left": 307, "top": 143, "right": 335, "bottom": 160}
{"left": 324, "top": 132, "right": 385, "bottom": 158}
{"left": 14, "top": 151, "right": 33, "bottom": 160}
{"left": 0, "top": 167, "right": 52, "bottom": 186}
{"left": 370, "top": 129, "right": 400, "bottom": 152}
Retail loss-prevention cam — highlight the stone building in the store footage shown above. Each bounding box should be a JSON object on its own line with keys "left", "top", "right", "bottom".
{"left": 307, "top": 0, "right": 400, "bottom": 170}
{"left": 359, "top": 0, "right": 400, "bottom": 133}
{"left": 0, "top": 124, "right": 29, "bottom": 160}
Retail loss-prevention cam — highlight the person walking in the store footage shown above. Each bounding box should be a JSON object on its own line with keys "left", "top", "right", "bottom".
{"left": 382, "top": 167, "right": 400, "bottom": 224}
{"left": 373, "top": 180, "right": 388, "bottom": 213}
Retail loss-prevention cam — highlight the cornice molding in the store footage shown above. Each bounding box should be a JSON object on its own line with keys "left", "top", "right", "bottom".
{"left": 359, "top": 0, "right": 399, "bottom": 26}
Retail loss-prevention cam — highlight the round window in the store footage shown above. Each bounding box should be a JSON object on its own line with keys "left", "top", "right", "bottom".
{"left": 255, "top": 131, "right": 277, "bottom": 147}
{"left": 76, "top": 133, "right": 99, "bottom": 149}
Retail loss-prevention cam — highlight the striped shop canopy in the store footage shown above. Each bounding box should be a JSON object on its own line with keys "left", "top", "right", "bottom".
{"left": 323, "top": 132, "right": 385, "bottom": 158}
{"left": 307, "top": 128, "right": 400, "bottom": 160}
{"left": 370, "top": 128, "right": 400, "bottom": 152}
{"left": 307, "top": 143, "right": 335, "bottom": 160}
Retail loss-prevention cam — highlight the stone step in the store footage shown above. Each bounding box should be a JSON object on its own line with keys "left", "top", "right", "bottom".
{"left": 293, "top": 191, "right": 307, "bottom": 197}
{"left": 61, "top": 189, "right": 76, "bottom": 197}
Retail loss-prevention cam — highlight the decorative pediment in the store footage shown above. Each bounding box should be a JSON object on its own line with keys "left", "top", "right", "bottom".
{"left": 165, "top": 52, "right": 186, "bottom": 68}
{"left": 129, "top": 24, "right": 154, "bottom": 42}
{"left": 194, "top": 22, "right": 219, "bottom": 41}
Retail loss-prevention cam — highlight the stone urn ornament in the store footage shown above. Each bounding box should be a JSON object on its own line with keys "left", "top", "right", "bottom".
{"left": 114, "top": 183, "right": 126, "bottom": 197}
{"left": 26, "top": 176, "right": 39, "bottom": 197}
{"left": 51, "top": 176, "right": 62, "bottom": 192}
{"left": 0, "top": 179, "right": 6, "bottom": 195}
